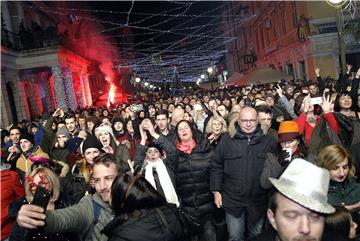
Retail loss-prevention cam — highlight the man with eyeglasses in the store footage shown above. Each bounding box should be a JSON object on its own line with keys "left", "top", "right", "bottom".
{"left": 211, "top": 107, "right": 276, "bottom": 241}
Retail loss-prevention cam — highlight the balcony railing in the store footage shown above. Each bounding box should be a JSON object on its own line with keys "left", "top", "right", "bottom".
{"left": 1, "top": 26, "right": 59, "bottom": 51}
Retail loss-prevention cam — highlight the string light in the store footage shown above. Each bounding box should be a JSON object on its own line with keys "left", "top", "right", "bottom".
{"left": 18, "top": 2, "right": 250, "bottom": 84}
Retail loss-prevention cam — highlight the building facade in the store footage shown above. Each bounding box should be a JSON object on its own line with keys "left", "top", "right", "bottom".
{"left": 224, "top": 1, "right": 359, "bottom": 82}
{"left": 1, "top": 2, "right": 98, "bottom": 126}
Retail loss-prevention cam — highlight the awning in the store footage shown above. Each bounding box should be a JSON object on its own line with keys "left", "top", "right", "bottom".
{"left": 224, "top": 72, "right": 245, "bottom": 86}
{"left": 198, "top": 82, "right": 221, "bottom": 90}
{"left": 242, "top": 66, "right": 293, "bottom": 85}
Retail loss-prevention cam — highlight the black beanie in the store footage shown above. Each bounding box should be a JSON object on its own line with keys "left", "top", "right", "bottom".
{"left": 112, "top": 117, "right": 124, "bottom": 125}
{"left": 147, "top": 142, "right": 163, "bottom": 155}
{"left": 82, "top": 135, "right": 103, "bottom": 154}
{"left": 20, "top": 132, "right": 34, "bottom": 145}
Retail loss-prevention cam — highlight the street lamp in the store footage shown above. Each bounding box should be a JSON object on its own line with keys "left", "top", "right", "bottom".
{"left": 327, "top": 0, "right": 347, "bottom": 76}
{"left": 200, "top": 74, "right": 205, "bottom": 79}
{"left": 135, "top": 77, "right": 141, "bottom": 83}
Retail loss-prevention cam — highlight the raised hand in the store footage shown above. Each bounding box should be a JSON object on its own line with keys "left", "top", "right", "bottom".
{"left": 275, "top": 84, "right": 283, "bottom": 97}
{"left": 303, "top": 94, "right": 311, "bottom": 114}
{"left": 346, "top": 64, "right": 352, "bottom": 74}
{"left": 356, "top": 68, "right": 360, "bottom": 79}
{"left": 321, "top": 94, "right": 333, "bottom": 114}
{"left": 315, "top": 67, "right": 320, "bottom": 77}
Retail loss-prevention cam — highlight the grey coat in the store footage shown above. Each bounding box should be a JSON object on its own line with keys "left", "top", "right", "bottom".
{"left": 45, "top": 192, "right": 114, "bottom": 241}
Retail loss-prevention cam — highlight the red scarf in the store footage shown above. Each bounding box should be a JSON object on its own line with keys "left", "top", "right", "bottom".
{"left": 176, "top": 139, "right": 196, "bottom": 155}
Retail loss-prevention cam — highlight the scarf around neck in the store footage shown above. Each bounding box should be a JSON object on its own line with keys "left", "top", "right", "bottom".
{"left": 176, "top": 138, "right": 196, "bottom": 154}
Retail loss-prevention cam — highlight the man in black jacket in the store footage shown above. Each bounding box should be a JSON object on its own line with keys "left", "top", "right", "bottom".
{"left": 211, "top": 107, "right": 276, "bottom": 241}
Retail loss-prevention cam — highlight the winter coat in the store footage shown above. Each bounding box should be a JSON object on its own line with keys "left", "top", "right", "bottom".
{"left": 247, "top": 229, "right": 276, "bottom": 241}
{"left": 328, "top": 178, "right": 360, "bottom": 207}
{"left": 260, "top": 152, "right": 316, "bottom": 189}
{"left": 1, "top": 163, "right": 25, "bottom": 240}
{"left": 16, "top": 146, "right": 49, "bottom": 177}
{"left": 102, "top": 205, "right": 183, "bottom": 241}
{"left": 10, "top": 197, "right": 81, "bottom": 241}
{"left": 114, "top": 143, "right": 131, "bottom": 173}
{"left": 173, "top": 138, "right": 215, "bottom": 220}
{"left": 210, "top": 124, "right": 276, "bottom": 224}
{"left": 45, "top": 192, "right": 114, "bottom": 241}
{"left": 133, "top": 135, "right": 177, "bottom": 182}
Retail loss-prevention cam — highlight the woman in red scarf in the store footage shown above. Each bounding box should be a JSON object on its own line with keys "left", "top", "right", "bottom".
{"left": 172, "top": 120, "right": 217, "bottom": 241}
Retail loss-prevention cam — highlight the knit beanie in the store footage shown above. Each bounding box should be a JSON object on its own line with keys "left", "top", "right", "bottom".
{"left": 278, "top": 121, "right": 300, "bottom": 143}
{"left": 147, "top": 142, "right": 163, "bottom": 155}
{"left": 56, "top": 126, "right": 69, "bottom": 137}
{"left": 81, "top": 135, "right": 103, "bottom": 154}
{"left": 112, "top": 117, "right": 124, "bottom": 125}
{"left": 20, "top": 132, "right": 34, "bottom": 145}
{"left": 95, "top": 125, "right": 115, "bottom": 139}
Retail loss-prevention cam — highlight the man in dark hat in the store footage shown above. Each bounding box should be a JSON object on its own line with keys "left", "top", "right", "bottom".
{"left": 16, "top": 132, "right": 49, "bottom": 180}
{"left": 146, "top": 103, "right": 157, "bottom": 122}
{"left": 81, "top": 135, "right": 103, "bottom": 165}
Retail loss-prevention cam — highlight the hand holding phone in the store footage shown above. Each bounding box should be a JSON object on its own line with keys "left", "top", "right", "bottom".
{"left": 31, "top": 186, "right": 51, "bottom": 212}
{"left": 310, "top": 97, "right": 323, "bottom": 105}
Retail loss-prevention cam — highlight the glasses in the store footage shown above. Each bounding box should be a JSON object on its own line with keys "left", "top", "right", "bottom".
{"left": 239, "top": 119, "right": 258, "bottom": 125}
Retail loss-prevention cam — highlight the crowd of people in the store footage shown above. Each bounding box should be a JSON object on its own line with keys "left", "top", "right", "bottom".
{"left": 1, "top": 65, "right": 360, "bottom": 241}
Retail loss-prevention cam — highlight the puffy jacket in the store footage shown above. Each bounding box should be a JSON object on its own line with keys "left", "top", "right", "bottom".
{"left": 174, "top": 138, "right": 215, "bottom": 219}
{"left": 0, "top": 164, "right": 25, "bottom": 239}
{"left": 210, "top": 125, "right": 276, "bottom": 221}
{"left": 102, "top": 205, "right": 183, "bottom": 241}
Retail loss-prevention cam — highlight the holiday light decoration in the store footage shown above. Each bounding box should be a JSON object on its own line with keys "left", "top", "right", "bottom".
{"left": 63, "top": 68, "right": 77, "bottom": 110}
{"left": 20, "top": 2, "right": 245, "bottom": 84}
{"left": 51, "top": 66, "right": 67, "bottom": 110}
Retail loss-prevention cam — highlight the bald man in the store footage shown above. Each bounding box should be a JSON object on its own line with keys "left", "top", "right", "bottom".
{"left": 169, "top": 107, "right": 185, "bottom": 131}
{"left": 210, "top": 107, "right": 276, "bottom": 241}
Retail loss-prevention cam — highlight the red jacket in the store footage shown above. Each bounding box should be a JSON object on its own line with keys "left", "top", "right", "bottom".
{"left": 295, "top": 112, "right": 339, "bottom": 145}
{"left": 1, "top": 167, "right": 25, "bottom": 239}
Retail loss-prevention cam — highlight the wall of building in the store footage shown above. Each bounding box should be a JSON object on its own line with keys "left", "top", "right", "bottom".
{"left": 224, "top": 1, "right": 350, "bottom": 82}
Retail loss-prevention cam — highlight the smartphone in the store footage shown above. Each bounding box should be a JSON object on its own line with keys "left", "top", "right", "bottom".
{"left": 310, "top": 97, "right": 323, "bottom": 105}
{"left": 31, "top": 186, "right": 51, "bottom": 211}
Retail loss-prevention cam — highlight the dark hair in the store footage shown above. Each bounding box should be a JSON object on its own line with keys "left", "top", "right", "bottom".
{"left": 272, "top": 136, "right": 308, "bottom": 157}
{"left": 111, "top": 173, "right": 165, "bottom": 216}
{"left": 155, "top": 109, "right": 169, "bottom": 119}
{"left": 64, "top": 113, "right": 75, "bottom": 121}
{"left": 174, "top": 119, "right": 196, "bottom": 144}
{"left": 268, "top": 191, "right": 278, "bottom": 213}
{"left": 334, "top": 92, "right": 353, "bottom": 112}
{"left": 323, "top": 207, "right": 352, "bottom": 241}
{"left": 294, "top": 93, "right": 307, "bottom": 116}
{"left": 93, "top": 153, "right": 121, "bottom": 174}
{"left": 256, "top": 105, "right": 273, "bottom": 115}
{"left": 9, "top": 126, "right": 21, "bottom": 134}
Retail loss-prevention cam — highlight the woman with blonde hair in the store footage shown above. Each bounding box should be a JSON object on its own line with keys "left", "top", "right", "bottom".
{"left": 205, "top": 115, "right": 227, "bottom": 148}
{"left": 12, "top": 166, "right": 80, "bottom": 241}
{"left": 317, "top": 144, "right": 360, "bottom": 216}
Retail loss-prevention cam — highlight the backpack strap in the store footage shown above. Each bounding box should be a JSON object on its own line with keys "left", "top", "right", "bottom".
{"left": 93, "top": 200, "right": 102, "bottom": 224}
{"left": 82, "top": 199, "right": 102, "bottom": 240}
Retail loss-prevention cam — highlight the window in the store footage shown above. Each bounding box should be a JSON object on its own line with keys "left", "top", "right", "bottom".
{"left": 298, "top": 61, "right": 306, "bottom": 80}
{"left": 287, "top": 63, "right": 295, "bottom": 80}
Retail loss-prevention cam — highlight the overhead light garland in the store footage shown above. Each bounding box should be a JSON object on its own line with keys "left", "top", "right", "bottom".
{"left": 19, "top": 2, "right": 248, "bottom": 84}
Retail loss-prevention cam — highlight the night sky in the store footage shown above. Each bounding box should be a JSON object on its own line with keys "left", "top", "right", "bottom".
{"left": 47, "top": 1, "right": 228, "bottom": 82}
